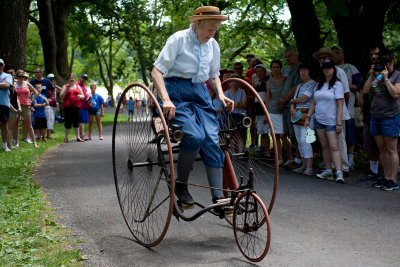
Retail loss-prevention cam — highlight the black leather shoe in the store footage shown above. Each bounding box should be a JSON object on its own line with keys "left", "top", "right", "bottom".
{"left": 175, "top": 183, "right": 194, "bottom": 206}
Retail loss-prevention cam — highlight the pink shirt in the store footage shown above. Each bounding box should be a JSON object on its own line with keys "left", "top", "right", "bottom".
{"left": 76, "top": 81, "right": 89, "bottom": 109}
{"left": 15, "top": 83, "right": 31, "bottom": 106}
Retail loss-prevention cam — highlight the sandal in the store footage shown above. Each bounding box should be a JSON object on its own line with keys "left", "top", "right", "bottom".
{"left": 64, "top": 138, "right": 69, "bottom": 143}
{"left": 77, "top": 138, "right": 85, "bottom": 142}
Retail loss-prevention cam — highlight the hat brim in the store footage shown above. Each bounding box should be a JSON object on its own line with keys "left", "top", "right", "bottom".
{"left": 189, "top": 15, "right": 227, "bottom": 23}
{"left": 312, "top": 50, "right": 337, "bottom": 61}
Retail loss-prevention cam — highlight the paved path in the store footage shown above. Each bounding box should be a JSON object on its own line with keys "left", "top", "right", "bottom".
{"left": 35, "top": 125, "right": 400, "bottom": 266}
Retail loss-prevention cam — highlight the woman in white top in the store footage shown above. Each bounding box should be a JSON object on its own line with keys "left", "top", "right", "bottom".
{"left": 305, "top": 59, "right": 345, "bottom": 183}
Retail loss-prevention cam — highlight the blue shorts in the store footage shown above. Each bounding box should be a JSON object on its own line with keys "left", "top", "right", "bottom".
{"left": 346, "top": 118, "right": 356, "bottom": 146}
{"left": 88, "top": 109, "right": 101, "bottom": 116}
{"left": 158, "top": 77, "right": 224, "bottom": 168}
{"left": 314, "top": 119, "right": 336, "bottom": 132}
{"left": 79, "top": 108, "right": 89, "bottom": 123}
{"left": 370, "top": 113, "right": 400, "bottom": 137}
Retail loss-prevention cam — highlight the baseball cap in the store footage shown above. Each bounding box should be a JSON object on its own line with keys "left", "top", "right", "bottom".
{"left": 47, "top": 73, "right": 55, "bottom": 79}
{"left": 0, "top": 59, "right": 4, "bottom": 65}
{"left": 81, "top": 73, "right": 88, "bottom": 79}
{"left": 254, "top": 64, "right": 267, "bottom": 71}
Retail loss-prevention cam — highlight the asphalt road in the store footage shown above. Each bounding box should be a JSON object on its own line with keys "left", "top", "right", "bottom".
{"left": 35, "top": 125, "right": 400, "bottom": 266}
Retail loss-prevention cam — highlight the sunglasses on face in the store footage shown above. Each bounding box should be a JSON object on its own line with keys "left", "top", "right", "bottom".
{"left": 17, "top": 75, "right": 24, "bottom": 78}
{"left": 34, "top": 71, "right": 41, "bottom": 74}
{"left": 318, "top": 56, "right": 327, "bottom": 60}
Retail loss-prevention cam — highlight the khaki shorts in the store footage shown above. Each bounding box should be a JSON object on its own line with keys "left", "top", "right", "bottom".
{"left": 21, "top": 105, "right": 32, "bottom": 116}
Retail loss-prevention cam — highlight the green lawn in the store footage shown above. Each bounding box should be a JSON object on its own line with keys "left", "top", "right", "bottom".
{"left": 0, "top": 113, "right": 122, "bottom": 266}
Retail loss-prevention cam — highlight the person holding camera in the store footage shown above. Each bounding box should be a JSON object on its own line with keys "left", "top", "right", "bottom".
{"left": 60, "top": 74, "right": 85, "bottom": 143}
{"left": 363, "top": 48, "right": 400, "bottom": 191}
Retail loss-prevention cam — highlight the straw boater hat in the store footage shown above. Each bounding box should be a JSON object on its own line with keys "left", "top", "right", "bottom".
{"left": 189, "top": 6, "right": 228, "bottom": 23}
{"left": 312, "top": 47, "right": 337, "bottom": 61}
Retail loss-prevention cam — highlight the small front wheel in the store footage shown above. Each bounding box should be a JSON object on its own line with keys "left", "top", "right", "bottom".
{"left": 233, "top": 192, "right": 271, "bottom": 262}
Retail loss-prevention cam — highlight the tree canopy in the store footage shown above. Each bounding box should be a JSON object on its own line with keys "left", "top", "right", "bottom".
{"left": 2, "top": 0, "right": 399, "bottom": 96}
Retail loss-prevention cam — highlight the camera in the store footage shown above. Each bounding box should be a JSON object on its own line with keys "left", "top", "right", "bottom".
{"left": 373, "top": 58, "right": 388, "bottom": 72}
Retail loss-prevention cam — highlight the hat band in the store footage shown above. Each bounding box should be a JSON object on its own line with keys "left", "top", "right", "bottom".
{"left": 196, "top": 11, "right": 221, "bottom": 15}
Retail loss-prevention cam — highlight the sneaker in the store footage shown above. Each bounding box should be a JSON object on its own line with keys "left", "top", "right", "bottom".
{"left": 256, "top": 145, "right": 264, "bottom": 153}
{"left": 349, "top": 162, "right": 356, "bottom": 171}
{"left": 293, "top": 166, "right": 306, "bottom": 174}
{"left": 24, "top": 139, "right": 33, "bottom": 144}
{"left": 248, "top": 144, "right": 257, "bottom": 151}
{"left": 360, "top": 170, "right": 380, "bottom": 182}
{"left": 99, "top": 135, "right": 104, "bottom": 140}
{"left": 318, "top": 161, "right": 325, "bottom": 169}
{"left": 303, "top": 169, "right": 314, "bottom": 176}
{"left": 381, "top": 179, "right": 399, "bottom": 191}
{"left": 372, "top": 178, "right": 387, "bottom": 189}
{"left": 316, "top": 170, "right": 334, "bottom": 180}
{"left": 2, "top": 146, "right": 11, "bottom": 152}
{"left": 335, "top": 172, "right": 345, "bottom": 183}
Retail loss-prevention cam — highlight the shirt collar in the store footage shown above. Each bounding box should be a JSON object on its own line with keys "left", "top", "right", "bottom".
{"left": 189, "top": 24, "right": 200, "bottom": 44}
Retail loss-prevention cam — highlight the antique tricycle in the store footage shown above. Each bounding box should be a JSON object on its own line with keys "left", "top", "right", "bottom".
{"left": 112, "top": 78, "right": 279, "bottom": 262}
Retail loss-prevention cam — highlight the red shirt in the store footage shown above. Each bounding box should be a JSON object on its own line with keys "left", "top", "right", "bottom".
{"left": 245, "top": 68, "right": 255, "bottom": 86}
{"left": 63, "top": 85, "right": 81, "bottom": 108}
{"left": 76, "top": 81, "right": 89, "bottom": 109}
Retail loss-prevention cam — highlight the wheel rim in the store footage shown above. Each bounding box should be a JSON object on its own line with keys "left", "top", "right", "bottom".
{"left": 112, "top": 83, "right": 174, "bottom": 247}
{"left": 233, "top": 192, "right": 271, "bottom": 262}
{"left": 221, "top": 78, "right": 279, "bottom": 215}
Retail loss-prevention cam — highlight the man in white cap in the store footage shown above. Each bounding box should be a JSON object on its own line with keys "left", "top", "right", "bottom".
{"left": 0, "top": 59, "right": 13, "bottom": 152}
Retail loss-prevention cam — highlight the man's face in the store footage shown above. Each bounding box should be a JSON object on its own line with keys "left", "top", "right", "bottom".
{"left": 246, "top": 57, "right": 253, "bottom": 66}
{"left": 332, "top": 48, "right": 344, "bottom": 64}
{"left": 370, "top": 48, "right": 380, "bottom": 64}
{"left": 34, "top": 68, "right": 43, "bottom": 79}
{"left": 255, "top": 67, "right": 266, "bottom": 80}
{"left": 318, "top": 53, "right": 333, "bottom": 66}
{"left": 285, "top": 52, "right": 298, "bottom": 66}
{"left": 80, "top": 77, "right": 86, "bottom": 84}
{"left": 233, "top": 65, "right": 243, "bottom": 76}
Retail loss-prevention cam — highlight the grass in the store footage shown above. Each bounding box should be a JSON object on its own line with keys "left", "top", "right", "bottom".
{"left": 0, "top": 112, "right": 123, "bottom": 266}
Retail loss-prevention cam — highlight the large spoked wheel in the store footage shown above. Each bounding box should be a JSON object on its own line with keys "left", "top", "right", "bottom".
{"left": 233, "top": 192, "right": 271, "bottom": 262}
{"left": 112, "top": 83, "right": 175, "bottom": 247}
{"left": 220, "top": 78, "right": 279, "bottom": 215}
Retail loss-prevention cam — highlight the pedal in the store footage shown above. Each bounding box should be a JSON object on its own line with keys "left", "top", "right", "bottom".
{"left": 216, "top": 198, "right": 231, "bottom": 204}
{"left": 224, "top": 208, "right": 233, "bottom": 218}
{"left": 177, "top": 200, "right": 194, "bottom": 210}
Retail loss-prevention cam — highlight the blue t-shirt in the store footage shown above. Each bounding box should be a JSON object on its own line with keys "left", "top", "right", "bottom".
{"left": 0, "top": 72, "right": 13, "bottom": 107}
{"left": 88, "top": 94, "right": 104, "bottom": 112}
{"left": 30, "top": 78, "right": 55, "bottom": 99}
{"left": 127, "top": 99, "right": 135, "bottom": 111}
{"left": 32, "top": 94, "right": 47, "bottom": 118}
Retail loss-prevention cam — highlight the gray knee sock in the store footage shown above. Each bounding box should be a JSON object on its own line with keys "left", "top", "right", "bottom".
{"left": 177, "top": 150, "right": 199, "bottom": 183}
{"left": 205, "top": 166, "right": 224, "bottom": 199}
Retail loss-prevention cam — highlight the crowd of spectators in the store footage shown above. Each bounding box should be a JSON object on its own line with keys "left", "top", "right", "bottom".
{"left": 0, "top": 64, "right": 105, "bottom": 150}
{"left": 215, "top": 44, "right": 400, "bottom": 191}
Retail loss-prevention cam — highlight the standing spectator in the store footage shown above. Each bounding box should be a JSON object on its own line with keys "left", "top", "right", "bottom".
{"left": 87, "top": 84, "right": 104, "bottom": 140}
{"left": 77, "top": 74, "right": 89, "bottom": 140}
{"left": 265, "top": 59, "right": 291, "bottom": 165}
{"left": 107, "top": 94, "right": 112, "bottom": 107}
{"left": 116, "top": 93, "right": 121, "bottom": 104}
{"left": 7, "top": 70, "right": 21, "bottom": 149}
{"left": 254, "top": 64, "right": 271, "bottom": 157}
{"left": 279, "top": 47, "right": 302, "bottom": 169}
{"left": 61, "top": 74, "right": 85, "bottom": 143}
{"left": 290, "top": 63, "right": 317, "bottom": 175}
{"left": 305, "top": 59, "right": 345, "bottom": 183}
{"left": 332, "top": 45, "right": 362, "bottom": 170}
{"left": 312, "top": 47, "right": 351, "bottom": 176}
{"left": 32, "top": 84, "right": 49, "bottom": 141}
{"left": 127, "top": 97, "right": 135, "bottom": 120}
{"left": 224, "top": 73, "right": 247, "bottom": 152}
{"left": 359, "top": 43, "right": 383, "bottom": 181}
{"left": 0, "top": 59, "right": 13, "bottom": 152}
{"left": 15, "top": 70, "right": 39, "bottom": 147}
{"left": 29, "top": 67, "right": 55, "bottom": 139}
{"left": 46, "top": 73, "right": 62, "bottom": 139}
{"left": 233, "top": 62, "right": 244, "bottom": 78}
{"left": 244, "top": 54, "right": 255, "bottom": 86}
{"left": 363, "top": 49, "right": 400, "bottom": 191}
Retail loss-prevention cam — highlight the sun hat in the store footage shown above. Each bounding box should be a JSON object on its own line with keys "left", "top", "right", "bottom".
{"left": 47, "top": 73, "right": 55, "bottom": 79}
{"left": 189, "top": 6, "right": 227, "bottom": 23}
{"left": 23, "top": 72, "right": 29, "bottom": 78}
{"left": 312, "top": 47, "right": 337, "bottom": 61}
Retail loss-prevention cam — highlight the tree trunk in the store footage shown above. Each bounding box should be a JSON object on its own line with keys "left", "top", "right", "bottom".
{"left": 326, "top": 0, "right": 392, "bottom": 76}
{"left": 287, "top": 0, "right": 322, "bottom": 62}
{"left": 32, "top": 0, "right": 72, "bottom": 83}
{"left": 0, "top": 0, "right": 31, "bottom": 71}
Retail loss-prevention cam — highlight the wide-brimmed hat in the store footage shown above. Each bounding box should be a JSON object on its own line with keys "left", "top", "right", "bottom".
{"left": 312, "top": 47, "right": 337, "bottom": 61}
{"left": 189, "top": 6, "right": 227, "bottom": 23}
